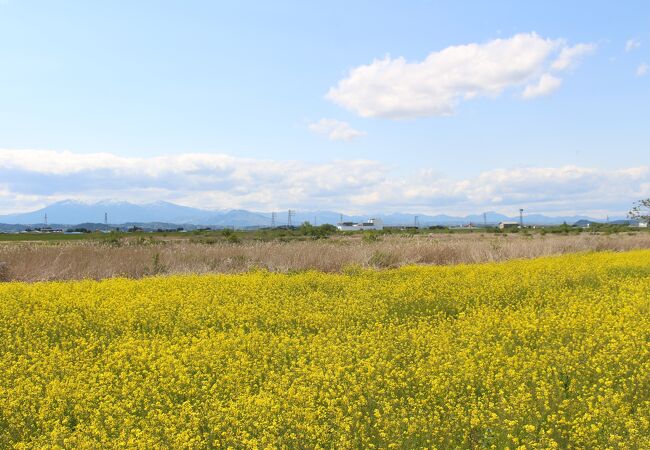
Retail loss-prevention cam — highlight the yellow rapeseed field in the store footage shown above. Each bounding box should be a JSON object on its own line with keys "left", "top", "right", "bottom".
{"left": 1, "top": 251, "right": 649, "bottom": 449}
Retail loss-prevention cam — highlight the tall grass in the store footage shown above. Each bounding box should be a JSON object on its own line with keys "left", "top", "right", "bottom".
{"left": 1, "top": 233, "right": 650, "bottom": 281}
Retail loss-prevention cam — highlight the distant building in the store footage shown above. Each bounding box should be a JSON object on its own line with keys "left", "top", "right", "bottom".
{"left": 36, "top": 227, "right": 63, "bottom": 233}
{"left": 638, "top": 221, "right": 648, "bottom": 228}
{"left": 336, "top": 218, "right": 383, "bottom": 231}
{"left": 498, "top": 221, "right": 520, "bottom": 230}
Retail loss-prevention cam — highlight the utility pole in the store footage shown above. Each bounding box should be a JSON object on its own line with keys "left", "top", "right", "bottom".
{"left": 519, "top": 208, "right": 524, "bottom": 228}
{"left": 287, "top": 210, "right": 295, "bottom": 227}
{"left": 271, "top": 212, "right": 276, "bottom": 228}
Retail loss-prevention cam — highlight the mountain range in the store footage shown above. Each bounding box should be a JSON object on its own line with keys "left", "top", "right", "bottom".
{"left": 0, "top": 200, "right": 624, "bottom": 229}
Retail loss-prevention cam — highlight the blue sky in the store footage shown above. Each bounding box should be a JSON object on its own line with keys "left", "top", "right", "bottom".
{"left": 0, "top": 1, "right": 648, "bottom": 216}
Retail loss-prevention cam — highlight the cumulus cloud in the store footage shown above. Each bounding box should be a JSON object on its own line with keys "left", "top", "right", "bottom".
{"left": 636, "top": 63, "right": 649, "bottom": 77}
{"left": 326, "top": 33, "right": 595, "bottom": 119}
{"left": 522, "top": 74, "right": 562, "bottom": 99}
{"left": 308, "top": 119, "right": 365, "bottom": 141}
{"left": 626, "top": 38, "right": 641, "bottom": 52}
{"left": 0, "top": 149, "right": 646, "bottom": 216}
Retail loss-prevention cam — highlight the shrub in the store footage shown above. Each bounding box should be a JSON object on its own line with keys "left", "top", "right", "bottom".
{"left": 368, "top": 250, "right": 398, "bottom": 268}
{"left": 362, "top": 231, "right": 382, "bottom": 243}
{"left": 226, "top": 234, "right": 241, "bottom": 244}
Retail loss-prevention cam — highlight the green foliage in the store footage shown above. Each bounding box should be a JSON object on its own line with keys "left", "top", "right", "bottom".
{"left": 226, "top": 234, "right": 241, "bottom": 244}
{"left": 102, "top": 233, "right": 123, "bottom": 247}
{"left": 65, "top": 227, "right": 92, "bottom": 233}
{"left": 362, "top": 231, "right": 382, "bottom": 243}
{"left": 368, "top": 250, "right": 398, "bottom": 267}
{"left": 299, "top": 222, "right": 337, "bottom": 239}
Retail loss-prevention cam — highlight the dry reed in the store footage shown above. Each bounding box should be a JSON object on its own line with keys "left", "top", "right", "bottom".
{"left": 2, "top": 232, "right": 650, "bottom": 282}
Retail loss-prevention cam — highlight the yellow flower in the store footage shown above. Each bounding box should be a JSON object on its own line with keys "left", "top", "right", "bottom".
{"left": 0, "top": 250, "right": 649, "bottom": 448}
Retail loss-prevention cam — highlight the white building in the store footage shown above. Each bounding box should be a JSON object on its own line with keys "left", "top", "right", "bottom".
{"left": 336, "top": 218, "right": 384, "bottom": 231}
{"left": 498, "top": 221, "right": 520, "bottom": 230}
{"left": 638, "top": 221, "right": 648, "bottom": 228}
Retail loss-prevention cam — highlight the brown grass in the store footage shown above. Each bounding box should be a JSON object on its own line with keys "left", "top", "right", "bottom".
{"left": 0, "top": 262, "right": 8, "bottom": 282}
{"left": 2, "top": 232, "right": 650, "bottom": 282}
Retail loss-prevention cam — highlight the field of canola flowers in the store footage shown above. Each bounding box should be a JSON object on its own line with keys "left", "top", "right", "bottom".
{"left": 1, "top": 250, "right": 649, "bottom": 449}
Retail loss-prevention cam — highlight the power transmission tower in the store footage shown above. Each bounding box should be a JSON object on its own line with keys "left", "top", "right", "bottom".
{"left": 271, "top": 212, "right": 276, "bottom": 228}
{"left": 339, "top": 213, "right": 343, "bottom": 224}
{"left": 44, "top": 213, "right": 48, "bottom": 226}
{"left": 519, "top": 208, "right": 524, "bottom": 228}
{"left": 483, "top": 212, "right": 487, "bottom": 226}
{"left": 104, "top": 212, "right": 108, "bottom": 226}
{"left": 414, "top": 215, "right": 419, "bottom": 228}
{"left": 287, "top": 210, "right": 295, "bottom": 227}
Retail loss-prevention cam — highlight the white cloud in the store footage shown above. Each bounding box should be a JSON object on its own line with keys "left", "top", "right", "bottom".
{"left": 0, "top": 149, "right": 646, "bottom": 216}
{"left": 636, "top": 63, "right": 649, "bottom": 77}
{"left": 308, "top": 119, "right": 365, "bottom": 141}
{"left": 522, "top": 74, "right": 562, "bottom": 99}
{"left": 626, "top": 38, "right": 641, "bottom": 52}
{"left": 551, "top": 44, "right": 596, "bottom": 70}
{"left": 326, "top": 33, "right": 596, "bottom": 119}
{"left": 550, "top": 43, "right": 596, "bottom": 70}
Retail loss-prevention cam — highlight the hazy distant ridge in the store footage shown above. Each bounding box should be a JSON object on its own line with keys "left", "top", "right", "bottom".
{"left": 0, "top": 200, "right": 621, "bottom": 227}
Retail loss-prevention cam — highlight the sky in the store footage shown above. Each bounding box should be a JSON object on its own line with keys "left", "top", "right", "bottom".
{"left": 0, "top": 0, "right": 649, "bottom": 217}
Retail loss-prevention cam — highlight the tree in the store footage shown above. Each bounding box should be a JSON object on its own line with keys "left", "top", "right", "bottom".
{"left": 628, "top": 199, "right": 650, "bottom": 222}
{"left": 299, "top": 221, "right": 314, "bottom": 235}
{"left": 299, "top": 221, "right": 337, "bottom": 238}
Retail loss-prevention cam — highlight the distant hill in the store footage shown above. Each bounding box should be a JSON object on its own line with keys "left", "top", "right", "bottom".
{"left": 201, "top": 210, "right": 273, "bottom": 228}
{"left": 0, "top": 200, "right": 215, "bottom": 225}
{"left": 0, "top": 200, "right": 623, "bottom": 228}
